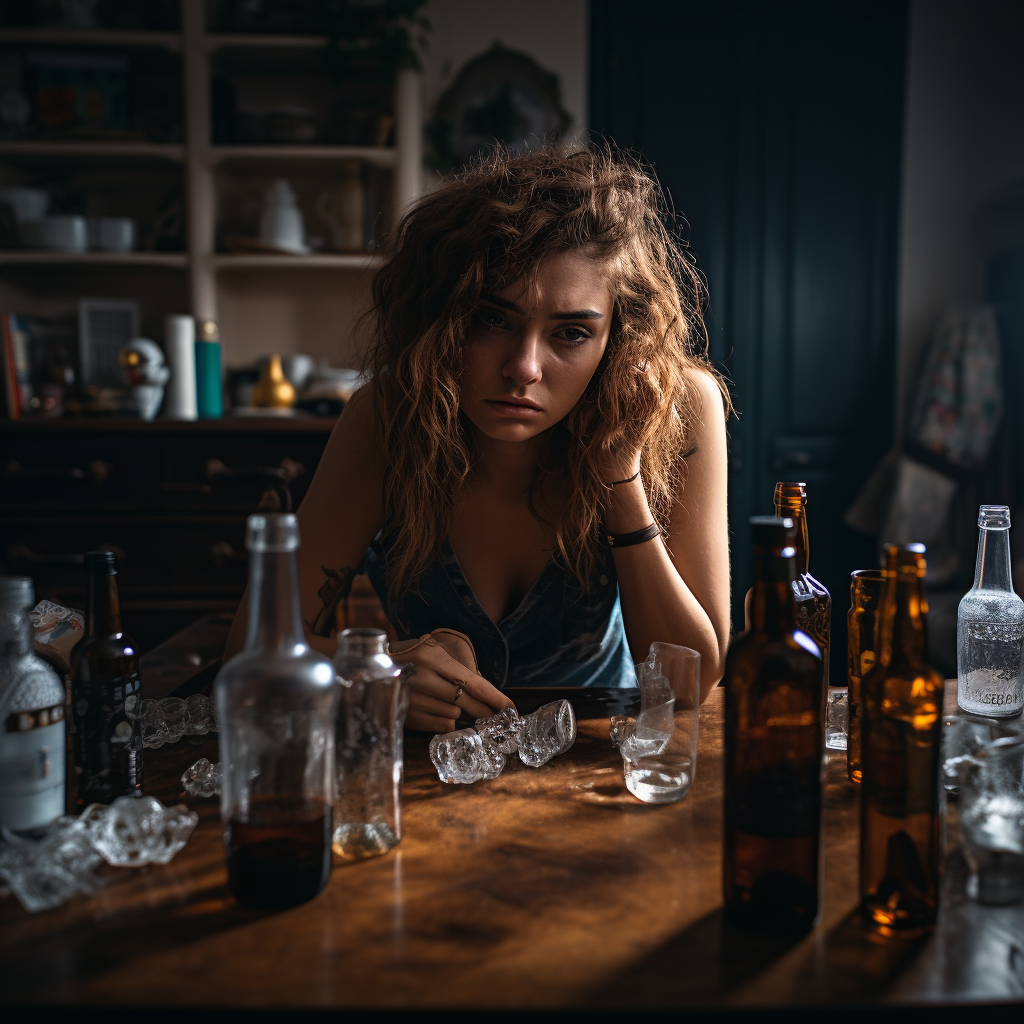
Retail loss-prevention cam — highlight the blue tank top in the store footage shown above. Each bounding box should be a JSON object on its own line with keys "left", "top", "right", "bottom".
{"left": 362, "top": 530, "right": 637, "bottom": 690}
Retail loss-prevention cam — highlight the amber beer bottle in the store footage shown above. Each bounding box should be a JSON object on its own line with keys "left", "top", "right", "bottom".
{"left": 724, "top": 517, "right": 824, "bottom": 933}
{"left": 70, "top": 551, "right": 143, "bottom": 806}
{"left": 860, "top": 543, "right": 943, "bottom": 934}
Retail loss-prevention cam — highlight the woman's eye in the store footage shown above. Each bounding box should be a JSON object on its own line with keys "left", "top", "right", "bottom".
{"left": 556, "top": 325, "right": 590, "bottom": 345}
{"left": 477, "top": 308, "right": 509, "bottom": 330}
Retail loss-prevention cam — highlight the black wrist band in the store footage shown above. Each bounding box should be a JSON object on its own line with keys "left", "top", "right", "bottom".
{"left": 604, "top": 470, "right": 640, "bottom": 487}
{"left": 605, "top": 523, "right": 661, "bottom": 548}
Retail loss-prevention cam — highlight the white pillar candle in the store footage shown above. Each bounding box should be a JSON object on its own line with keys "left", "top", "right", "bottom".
{"left": 162, "top": 314, "right": 198, "bottom": 420}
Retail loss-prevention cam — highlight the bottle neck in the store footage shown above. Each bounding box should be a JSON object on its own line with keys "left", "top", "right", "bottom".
{"left": 0, "top": 607, "right": 33, "bottom": 658}
{"left": 776, "top": 501, "right": 809, "bottom": 574}
{"left": 974, "top": 526, "right": 1013, "bottom": 592}
{"left": 879, "top": 575, "right": 929, "bottom": 668}
{"left": 85, "top": 573, "right": 122, "bottom": 639}
{"left": 245, "top": 548, "right": 305, "bottom": 652}
{"left": 751, "top": 554, "right": 797, "bottom": 633}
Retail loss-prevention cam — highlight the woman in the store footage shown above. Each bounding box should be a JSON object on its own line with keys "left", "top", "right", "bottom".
{"left": 226, "top": 145, "right": 732, "bottom": 733}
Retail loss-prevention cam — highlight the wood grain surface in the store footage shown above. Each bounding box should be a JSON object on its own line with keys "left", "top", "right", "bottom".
{"left": 1, "top": 689, "right": 1022, "bottom": 1009}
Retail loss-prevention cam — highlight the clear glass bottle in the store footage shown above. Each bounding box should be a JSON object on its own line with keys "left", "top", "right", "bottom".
{"left": 860, "top": 543, "right": 944, "bottom": 935}
{"left": 69, "top": 551, "right": 143, "bottom": 806}
{"left": 215, "top": 513, "right": 337, "bottom": 911}
{"left": 724, "top": 517, "right": 824, "bottom": 934}
{"left": 774, "top": 482, "right": 837, "bottom": 744}
{"left": 957, "top": 505, "right": 1024, "bottom": 717}
{"left": 332, "top": 628, "right": 408, "bottom": 860}
{"left": 0, "top": 577, "right": 66, "bottom": 831}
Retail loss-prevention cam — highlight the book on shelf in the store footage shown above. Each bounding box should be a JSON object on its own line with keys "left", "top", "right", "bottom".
{"left": 1, "top": 313, "right": 78, "bottom": 419}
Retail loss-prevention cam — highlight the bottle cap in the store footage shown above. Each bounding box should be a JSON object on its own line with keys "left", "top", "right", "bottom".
{"left": 0, "top": 576, "right": 34, "bottom": 611}
{"left": 247, "top": 513, "right": 300, "bottom": 552}
{"left": 773, "top": 481, "right": 807, "bottom": 508}
{"left": 84, "top": 550, "right": 117, "bottom": 574}
{"left": 979, "top": 504, "right": 1010, "bottom": 529}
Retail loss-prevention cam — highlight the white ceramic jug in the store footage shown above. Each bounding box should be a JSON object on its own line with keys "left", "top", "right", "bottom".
{"left": 259, "top": 180, "right": 308, "bottom": 254}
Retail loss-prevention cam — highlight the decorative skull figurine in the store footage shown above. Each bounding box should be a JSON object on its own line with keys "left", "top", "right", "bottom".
{"left": 119, "top": 337, "right": 170, "bottom": 420}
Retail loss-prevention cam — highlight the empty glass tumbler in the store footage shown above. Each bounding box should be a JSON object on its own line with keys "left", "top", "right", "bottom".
{"left": 613, "top": 642, "right": 701, "bottom": 804}
{"left": 215, "top": 514, "right": 337, "bottom": 911}
{"left": 332, "top": 628, "right": 409, "bottom": 860}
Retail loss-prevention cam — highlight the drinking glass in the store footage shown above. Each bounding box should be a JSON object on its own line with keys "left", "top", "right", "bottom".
{"left": 847, "top": 569, "right": 885, "bottom": 784}
{"left": 614, "top": 642, "right": 700, "bottom": 804}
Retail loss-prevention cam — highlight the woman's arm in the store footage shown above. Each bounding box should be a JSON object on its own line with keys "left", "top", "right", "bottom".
{"left": 223, "top": 386, "right": 514, "bottom": 730}
{"left": 224, "top": 386, "right": 387, "bottom": 661}
{"left": 606, "top": 371, "right": 731, "bottom": 701}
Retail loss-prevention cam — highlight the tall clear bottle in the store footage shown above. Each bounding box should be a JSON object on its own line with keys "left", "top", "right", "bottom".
{"left": 332, "top": 628, "right": 408, "bottom": 860}
{"left": 216, "top": 514, "right": 337, "bottom": 911}
{"left": 774, "top": 482, "right": 837, "bottom": 742}
{"left": 724, "top": 517, "right": 824, "bottom": 934}
{"left": 70, "top": 551, "right": 143, "bottom": 806}
{"left": 0, "top": 578, "right": 66, "bottom": 831}
{"left": 860, "top": 543, "right": 943, "bottom": 935}
{"left": 957, "top": 505, "right": 1024, "bottom": 717}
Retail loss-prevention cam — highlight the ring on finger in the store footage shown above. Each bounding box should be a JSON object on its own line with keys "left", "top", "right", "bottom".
{"left": 452, "top": 683, "right": 465, "bottom": 704}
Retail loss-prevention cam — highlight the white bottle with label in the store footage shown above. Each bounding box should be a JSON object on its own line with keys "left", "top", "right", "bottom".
{"left": 957, "top": 505, "right": 1024, "bottom": 716}
{"left": 0, "top": 578, "right": 66, "bottom": 831}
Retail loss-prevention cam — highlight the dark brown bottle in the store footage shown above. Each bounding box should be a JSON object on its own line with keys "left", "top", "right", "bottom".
{"left": 69, "top": 551, "right": 143, "bottom": 806}
{"left": 847, "top": 568, "right": 885, "bottom": 784}
{"left": 724, "top": 517, "right": 825, "bottom": 934}
{"left": 774, "top": 482, "right": 831, "bottom": 689}
{"left": 859, "top": 543, "right": 943, "bottom": 935}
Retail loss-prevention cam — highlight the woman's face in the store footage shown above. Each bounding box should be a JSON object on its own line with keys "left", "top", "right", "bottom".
{"left": 459, "top": 250, "right": 613, "bottom": 446}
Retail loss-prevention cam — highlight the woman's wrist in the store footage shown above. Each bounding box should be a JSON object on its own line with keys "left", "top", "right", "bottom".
{"left": 603, "top": 472, "right": 653, "bottom": 536}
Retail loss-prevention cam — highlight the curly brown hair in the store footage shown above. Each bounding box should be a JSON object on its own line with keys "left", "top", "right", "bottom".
{"left": 365, "top": 143, "right": 730, "bottom": 599}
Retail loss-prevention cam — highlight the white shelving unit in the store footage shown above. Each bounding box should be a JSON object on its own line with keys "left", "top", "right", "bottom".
{"left": 0, "top": 0, "right": 422, "bottom": 366}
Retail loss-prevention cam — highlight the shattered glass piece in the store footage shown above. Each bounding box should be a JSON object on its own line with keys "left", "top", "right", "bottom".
{"left": 619, "top": 701, "right": 674, "bottom": 761}
{"left": 478, "top": 740, "right": 506, "bottom": 779}
{"left": 184, "top": 693, "right": 218, "bottom": 735}
{"left": 609, "top": 715, "right": 636, "bottom": 749}
{"left": 160, "top": 697, "right": 188, "bottom": 745}
{"left": 139, "top": 699, "right": 167, "bottom": 748}
{"left": 181, "top": 757, "right": 221, "bottom": 797}
{"left": 474, "top": 707, "right": 521, "bottom": 755}
{"left": 430, "top": 728, "right": 489, "bottom": 784}
{"left": 91, "top": 795, "right": 198, "bottom": 867}
{"left": 517, "top": 699, "right": 576, "bottom": 768}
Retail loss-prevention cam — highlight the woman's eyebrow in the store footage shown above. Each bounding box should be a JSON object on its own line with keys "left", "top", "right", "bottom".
{"left": 480, "top": 293, "right": 523, "bottom": 313}
{"left": 550, "top": 309, "right": 604, "bottom": 320}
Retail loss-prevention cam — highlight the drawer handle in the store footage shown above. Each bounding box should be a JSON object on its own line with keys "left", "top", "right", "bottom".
{"left": 4, "top": 459, "right": 114, "bottom": 484}
{"left": 210, "top": 541, "right": 248, "bottom": 569}
{"left": 203, "top": 457, "right": 305, "bottom": 483}
{"left": 6, "top": 542, "right": 126, "bottom": 566}
{"left": 159, "top": 482, "right": 213, "bottom": 493}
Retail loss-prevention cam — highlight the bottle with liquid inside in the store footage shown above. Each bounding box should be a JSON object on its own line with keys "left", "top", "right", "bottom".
{"left": 860, "top": 543, "right": 943, "bottom": 935}
{"left": 724, "top": 516, "right": 824, "bottom": 934}
{"left": 846, "top": 569, "right": 885, "bottom": 784}
{"left": 216, "top": 513, "right": 337, "bottom": 911}
{"left": 774, "top": 482, "right": 838, "bottom": 743}
{"left": 957, "top": 505, "right": 1024, "bottom": 717}
{"left": 70, "top": 551, "right": 143, "bottom": 806}
{"left": 0, "top": 578, "right": 66, "bottom": 831}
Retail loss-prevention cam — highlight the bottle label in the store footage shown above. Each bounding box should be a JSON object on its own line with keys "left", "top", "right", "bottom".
{"left": 6, "top": 703, "right": 64, "bottom": 733}
{"left": 72, "top": 673, "right": 143, "bottom": 804}
{"left": 0, "top": 720, "right": 66, "bottom": 830}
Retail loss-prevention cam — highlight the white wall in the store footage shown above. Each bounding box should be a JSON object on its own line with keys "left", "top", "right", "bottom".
{"left": 896, "top": 0, "right": 1024, "bottom": 431}
{"left": 420, "top": 0, "right": 588, "bottom": 151}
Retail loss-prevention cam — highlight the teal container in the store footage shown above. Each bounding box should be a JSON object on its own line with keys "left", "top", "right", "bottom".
{"left": 195, "top": 339, "right": 223, "bottom": 419}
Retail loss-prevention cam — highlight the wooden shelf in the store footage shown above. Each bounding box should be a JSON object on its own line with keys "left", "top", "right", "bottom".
{"left": 0, "top": 251, "right": 187, "bottom": 268}
{"left": 212, "top": 253, "right": 383, "bottom": 271}
{"left": 0, "top": 141, "right": 185, "bottom": 162}
{"left": 0, "top": 416, "right": 338, "bottom": 433}
{"left": 206, "top": 33, "right": 326, "bottom": 52}
{"left": 209, "top": 145, "right": 396, "bottom": 168}
{"left": 0, "top": 28, "right": 181, "bottom": 51}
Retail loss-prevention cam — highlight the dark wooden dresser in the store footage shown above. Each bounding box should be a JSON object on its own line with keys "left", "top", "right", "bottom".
{"left": 0, "top": 417, "right": 336, "bottom": 653}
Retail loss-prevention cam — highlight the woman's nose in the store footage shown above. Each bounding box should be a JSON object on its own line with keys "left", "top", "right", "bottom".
{"left": 502, "top": 332, "right": 542, "bottom": 385}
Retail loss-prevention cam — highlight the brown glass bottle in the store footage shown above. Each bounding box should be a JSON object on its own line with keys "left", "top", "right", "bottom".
{"left": 860, "top": 544, "right": 943, "bottom": 935}
{"left": 70, "top": 551, "right": 143, "bottom": 806}
{"left": 724, "top": 517, "right": 825, "bottom": 934}
{"left": 847, "top": 569, "right": 885, "bottom": 784}
{"left": 774, "top": 482, "right": 831, "bottom": 689}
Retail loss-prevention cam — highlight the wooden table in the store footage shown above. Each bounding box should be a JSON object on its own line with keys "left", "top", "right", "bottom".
{"left": 2, "top": 690, "right": 1022, "bottom": 1009}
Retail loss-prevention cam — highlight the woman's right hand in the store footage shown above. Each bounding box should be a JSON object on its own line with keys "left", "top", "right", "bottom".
{"left": 396, "top": 636, "right": 516, "bottom": 733}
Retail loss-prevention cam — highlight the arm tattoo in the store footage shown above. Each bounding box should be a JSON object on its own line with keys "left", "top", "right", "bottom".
{"left": 306, "top": 565, "right": 355, "bottom": 637}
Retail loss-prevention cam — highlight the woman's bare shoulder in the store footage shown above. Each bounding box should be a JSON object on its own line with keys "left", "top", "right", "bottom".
{"left": 686, "top": 366, "right": 729, "bottom": 425}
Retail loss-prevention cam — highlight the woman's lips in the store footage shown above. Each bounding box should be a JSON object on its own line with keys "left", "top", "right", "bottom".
{"left": 484, "top": 398, "right": 543, "bottom": 417}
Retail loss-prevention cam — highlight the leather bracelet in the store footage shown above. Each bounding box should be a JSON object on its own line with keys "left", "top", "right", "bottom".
{"left": 604, "top": 470, "right": 640, "bottom": 487}
{"left": 605, "top": 523, "right": 661, "bottom": 548}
